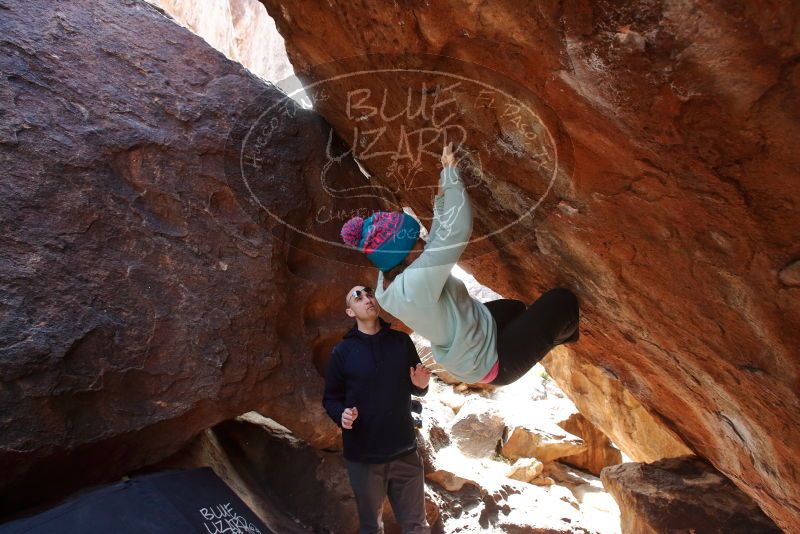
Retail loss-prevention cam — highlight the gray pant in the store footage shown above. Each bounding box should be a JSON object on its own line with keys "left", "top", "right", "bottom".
{"left": 345, "top": 450, "right": 430, "bottom": 534}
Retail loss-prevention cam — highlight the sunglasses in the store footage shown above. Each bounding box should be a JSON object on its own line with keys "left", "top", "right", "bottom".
{"left": 348, "top": 287, "right": 374, "bottom": 304}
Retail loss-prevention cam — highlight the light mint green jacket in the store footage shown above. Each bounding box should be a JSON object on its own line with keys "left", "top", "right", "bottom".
{"left": 375, "top": 166, "right": 498, "bottom": 383}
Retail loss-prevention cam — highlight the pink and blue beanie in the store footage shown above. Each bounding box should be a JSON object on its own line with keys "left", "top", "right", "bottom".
{"left": 341, "top": 212, "right": 421, "bottom": 272}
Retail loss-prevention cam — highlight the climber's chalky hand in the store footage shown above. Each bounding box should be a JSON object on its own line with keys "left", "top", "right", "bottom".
{"left": 440, "top": 142, "right": 455, "bottom": 168}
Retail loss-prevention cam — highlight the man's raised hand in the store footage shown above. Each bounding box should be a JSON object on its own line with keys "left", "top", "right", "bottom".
{"left": 342, "top": 406, "right": 358, "bottom": 429}
{"left": 410, "top": 363, "right": 432, "bottom": 389}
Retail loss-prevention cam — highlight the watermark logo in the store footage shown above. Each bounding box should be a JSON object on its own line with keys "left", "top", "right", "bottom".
{"left": 225, "top": 54, "right": 563, "bottom": 264}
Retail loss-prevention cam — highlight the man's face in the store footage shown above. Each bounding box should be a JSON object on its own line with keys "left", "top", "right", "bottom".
{"left": 345, "top": 285, "right": 379, "bottom": 320}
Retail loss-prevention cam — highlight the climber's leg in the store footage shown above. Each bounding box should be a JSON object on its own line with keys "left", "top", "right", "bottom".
{"left": 491, "top": 287, "right": 579, "bottom": 386}
{"left": 483, "top": 298, "right": 526, "bottom": 331}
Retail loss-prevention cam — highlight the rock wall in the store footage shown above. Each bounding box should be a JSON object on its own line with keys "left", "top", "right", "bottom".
{"left": 544, "top": 347, "right": 692, "bottom": 463}
{"left": 0, "top": 0, "right": 375, "bottom": 515}
{"left": 258, "top": 0, "right": 800, "bottom": 529}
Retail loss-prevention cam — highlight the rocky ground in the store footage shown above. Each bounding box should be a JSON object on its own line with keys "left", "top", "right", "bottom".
{"left": 417, "top": 368, "right": 623, "bottom": 533}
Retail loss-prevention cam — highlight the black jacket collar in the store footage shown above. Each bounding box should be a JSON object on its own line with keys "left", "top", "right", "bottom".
{"left": 343, "top": 317, "right": 392, "bottom": 339}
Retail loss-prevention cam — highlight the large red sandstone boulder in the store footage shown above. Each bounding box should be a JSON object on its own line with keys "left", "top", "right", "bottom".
{"left": 259, "top": 1, "right": 800, "bottom": 528}
{"left": 0, "top": 0, "right": 376, "bottom": 515}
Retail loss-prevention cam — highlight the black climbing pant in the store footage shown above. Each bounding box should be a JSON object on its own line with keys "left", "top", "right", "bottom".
{"left": 484, "top": 287, "right": 580, "bottom": 386}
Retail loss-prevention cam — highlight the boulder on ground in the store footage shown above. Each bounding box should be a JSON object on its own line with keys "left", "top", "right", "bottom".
{"left": 557, "top": 411, "right": 623, "bottom": 476}
{"left": 505, "top": 458, "right": 544, "bottom": 483}
{"left": 601, "top": 455, "right": 782, "bottom": 534}
{"left": 501, "top": 423, "right": 586, "bottom": 463}
{"left": 449, "top": 398, "right": 506, "bottom": 457}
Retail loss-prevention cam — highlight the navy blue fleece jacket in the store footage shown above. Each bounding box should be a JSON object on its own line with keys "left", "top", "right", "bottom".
{"left": 322, "top": 318, "right": 428, "bottom": 463}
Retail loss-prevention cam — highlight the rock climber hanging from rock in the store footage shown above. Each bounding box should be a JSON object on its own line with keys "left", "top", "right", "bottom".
{"left": 339, "top": 142, "right": 580, "bottom": 386}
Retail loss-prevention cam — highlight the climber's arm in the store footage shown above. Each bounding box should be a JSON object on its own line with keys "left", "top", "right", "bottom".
{"left": 400, "top": 162, "right": 472, "bottom": 303}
